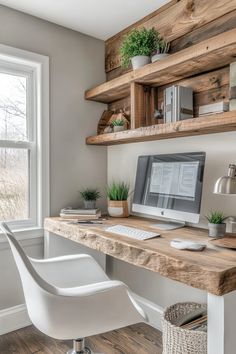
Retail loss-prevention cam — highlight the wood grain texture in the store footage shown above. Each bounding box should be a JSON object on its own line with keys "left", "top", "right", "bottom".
{"left": 106, "top": 9, "right": 236, "bottom": 82}
{"left": 130, "top": 83, "right": 146, "bottom": 129}
{"left": 85, "top": 29, "right": 236, "bottom": 103}
{"left": 45, "top": 216, "right": 236, "bottom": 296}
{"left": 105, "top": 0, "right": 236, "bottom": 73}
{"left": 0, "top": 324, "right": 162, "bottom": 354}
{"left": 86, "top": 111, "right": 236, "bottom": 146}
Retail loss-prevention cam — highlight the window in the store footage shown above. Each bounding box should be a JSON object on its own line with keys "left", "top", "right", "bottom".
{"left": 0, "top": 45, "right": 49, "bottom": 232}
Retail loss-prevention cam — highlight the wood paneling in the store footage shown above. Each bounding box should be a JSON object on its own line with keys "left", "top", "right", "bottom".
{"left": 45, "top": 216, "right": 236, "bottom": 295}
{"left": 105, "top": 0, "right": 178, "bottom": 73}
{"left": 0, "top": 324, "right": 162, "bottom": 354}
{"left": 86, "top": 112, "right": 236, "bottom": 146}
{"left": 85, "top": 29, "right": 236, "bottom": 103}
{"left": 105, "top": 0, "right": 236, "bottom": 75}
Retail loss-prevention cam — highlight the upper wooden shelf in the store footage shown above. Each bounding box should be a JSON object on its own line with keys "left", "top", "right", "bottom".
{"left": 86, "top": 111, "right": 236, "bottom": 145}
{"left": 85, "top": 28, "right": 236, "bottom": 103}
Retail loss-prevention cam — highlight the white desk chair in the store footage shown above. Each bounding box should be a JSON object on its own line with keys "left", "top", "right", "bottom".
{"left": 0, "top": 222, "right": 147, "bottom": 354}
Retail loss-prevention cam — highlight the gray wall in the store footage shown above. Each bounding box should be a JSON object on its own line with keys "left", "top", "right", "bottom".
{"left": 107, "top": 132, "right": 236, "bottom": 307}
{"left": 0, "top": 5, "right": 106, "bottom": 310}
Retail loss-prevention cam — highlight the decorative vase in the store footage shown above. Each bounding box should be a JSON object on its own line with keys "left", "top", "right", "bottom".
{"left": 131, "top": 55, "right": 151, "bottom": 70}
{"left": 108, "top": 200, "right": 129, "bottom": 218}
{"left": 208, "top": 223, "right": 226, "bottom": 238}
{"left": 84, "top": 200, "right": 96, "bottom": 209}
{"left": 113, "top": 126, "right": 125, "bottom": 133}
{"left": 151, "top": 53, "right": 169, "bottom": 63}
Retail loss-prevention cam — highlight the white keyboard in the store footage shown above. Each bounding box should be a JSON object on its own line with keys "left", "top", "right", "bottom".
{"left": 105, "top": 224, "right": 160, "bottom": 241}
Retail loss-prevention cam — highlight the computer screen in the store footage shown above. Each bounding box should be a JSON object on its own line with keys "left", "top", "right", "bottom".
{"left": 132, "top": 152, "right": 206, "bottom": 224}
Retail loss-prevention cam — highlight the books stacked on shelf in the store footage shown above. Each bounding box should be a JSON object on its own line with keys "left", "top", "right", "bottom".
{"left": 199, "top": 102, "right": 229, "bottom": 116}
{"left": 60, "top": 208, "right": 101, "bottom": 220}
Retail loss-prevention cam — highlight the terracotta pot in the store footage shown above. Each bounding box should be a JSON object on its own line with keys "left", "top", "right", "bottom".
{"left": 208, "top": 223, "right": 226, "bottom": 238}
{"left": 108, "top": 200, "right": 129, "bottom": 218}
{"left": 131, "top": 55, "right": 151, "bottom": 70}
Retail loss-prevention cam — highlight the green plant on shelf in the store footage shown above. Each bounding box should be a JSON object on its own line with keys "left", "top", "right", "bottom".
{"left": 120, "top": 27, "right": 158, "bottom": 68}
{"left": 206, "top": 211, "right": 227, "bottom": 224}
{"left": 80, "top": 188, "right": 101, "bottom": 201}
{"left": 154, "top": 36, "right": 170, "bottom": 54}
{"left": 112, "top": 119, "right": 126, "bottom": 126}
{"left": 107, "top": 182, "right": 129, "bottom": 201}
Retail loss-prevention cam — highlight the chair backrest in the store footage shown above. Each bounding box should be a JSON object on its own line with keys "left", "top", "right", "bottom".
{"left": 0, "top": 223, "right": 56, "bottom": 322}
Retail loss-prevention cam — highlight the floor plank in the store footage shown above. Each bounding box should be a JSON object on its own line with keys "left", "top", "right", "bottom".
{"left": 0, "top": 324, "right": 162, "bottom": 354}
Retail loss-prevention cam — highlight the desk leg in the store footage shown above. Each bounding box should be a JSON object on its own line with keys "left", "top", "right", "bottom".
{"left": 208, "top": 291, "right": 236, "bottom": 354}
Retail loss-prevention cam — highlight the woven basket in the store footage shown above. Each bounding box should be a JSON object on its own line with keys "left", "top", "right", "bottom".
{"left": 162, "top": 302, "right": 207, "bottom": 354}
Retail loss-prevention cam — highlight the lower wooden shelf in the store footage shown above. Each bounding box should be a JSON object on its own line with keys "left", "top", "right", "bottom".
{"left": 86, "top": 111, "right": 236, "bottom": 146}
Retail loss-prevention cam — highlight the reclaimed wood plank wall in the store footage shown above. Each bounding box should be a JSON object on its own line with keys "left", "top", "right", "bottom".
{"left": 105, "top": 0, "right": 236, "bottom": 117}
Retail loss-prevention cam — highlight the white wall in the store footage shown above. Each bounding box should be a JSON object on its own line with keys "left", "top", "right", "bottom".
{"left": 107, "top": 131, "right": 236, "bottom": 307}
{"left": 0, "top": 5, "right": 106, "bottom": 311}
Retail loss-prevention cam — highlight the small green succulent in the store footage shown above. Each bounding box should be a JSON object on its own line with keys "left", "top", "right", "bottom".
{"left": 206, "top": 211, "right": 227, "bottom": 224}
{"left": 80, "top": 188, "right": 101, "bottom": 201}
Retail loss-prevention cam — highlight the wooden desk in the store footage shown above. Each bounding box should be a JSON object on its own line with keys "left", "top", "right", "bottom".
{"left": 44, "top": 216, "right": 236, "bottom": 354}
{"left": 44, "top": 216, "right": 236, "bottom": 296}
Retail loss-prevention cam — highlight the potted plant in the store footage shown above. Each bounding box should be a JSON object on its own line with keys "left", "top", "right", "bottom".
{"left": 80, "top": 188, "right": 101, "bottom": 209}
{"left": 120, "top": 27, "right": 158, "bottom": 70}
{"left": 112, "top": 118, "right": 126, "bottom": 132}
{"left": 107, "top": 182, "right": 129, "bottom": 217}
{"left": 151, "top": 36, "right": 170, "bottom": 63}
{"left": 206, "top": 211, "right": 227, "bottom": 238}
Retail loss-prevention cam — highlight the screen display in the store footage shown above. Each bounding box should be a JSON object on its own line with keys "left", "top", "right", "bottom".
{"left": 149, "top": 161, "right": 199, "bottom": 199}
{"left": 133, "top": 152, "right": 205, "bottom": 216}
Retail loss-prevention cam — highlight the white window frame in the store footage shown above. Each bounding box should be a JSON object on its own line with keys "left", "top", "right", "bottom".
{"left": 0, "top": 44, "right": 49, "bottom": 239}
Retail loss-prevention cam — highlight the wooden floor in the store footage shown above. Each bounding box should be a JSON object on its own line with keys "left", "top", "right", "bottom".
{"left": 0, "top": 323, "right": 162, "bottom": 354}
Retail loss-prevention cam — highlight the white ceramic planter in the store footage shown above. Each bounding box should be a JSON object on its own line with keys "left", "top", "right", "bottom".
{"left": 84, "top": 200, "right": 96, "bottom": 209}
{"left": 113, "top": 126, "right": 125, "bottom": 133}
{"left": 108, "top": 200, "right": 129, "bottom": 218}
{"left": 151, "top": 53, "right": 170, "bottom": 63}
{"left": 208, "top": 223, "right": 226, "bottom": 238}
{"left": 131, "top": 55, "right": 151, "bottom": 70}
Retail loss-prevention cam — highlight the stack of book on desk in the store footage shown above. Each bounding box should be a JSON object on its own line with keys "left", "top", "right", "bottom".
{"left": 60, "top": 208, "right": 101, "bottom": 220}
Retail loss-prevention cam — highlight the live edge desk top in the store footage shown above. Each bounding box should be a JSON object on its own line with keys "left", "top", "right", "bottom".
{"left": 44, "top": 216, "right": 236, "bottom": 296}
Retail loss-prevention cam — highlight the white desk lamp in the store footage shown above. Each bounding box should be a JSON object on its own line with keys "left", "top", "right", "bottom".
{"left": 214, "top": 164, "right": 236, "bottom": 194}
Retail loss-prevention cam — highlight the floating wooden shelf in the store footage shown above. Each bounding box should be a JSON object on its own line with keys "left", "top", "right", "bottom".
{"left": 85, "top": 28, "right": 236, "bottom": 103}
{"left": 86, "top": 111, "right": 236, "bottom": 146}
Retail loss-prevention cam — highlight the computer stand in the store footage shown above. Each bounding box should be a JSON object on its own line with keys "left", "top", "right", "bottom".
{"left": 152, "top": 221, "right": 186, "bottom": 230}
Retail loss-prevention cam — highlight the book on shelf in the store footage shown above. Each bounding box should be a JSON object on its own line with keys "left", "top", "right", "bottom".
{"left": 199, "top": 102, "right": 229, "bottom": 116}
{"left": 60, "top": 208, "right": 101, "bottom": 219}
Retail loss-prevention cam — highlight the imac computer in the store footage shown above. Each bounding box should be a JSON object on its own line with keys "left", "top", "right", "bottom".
{"left": 132, "top": 152, "right": 206, "bottom": 229}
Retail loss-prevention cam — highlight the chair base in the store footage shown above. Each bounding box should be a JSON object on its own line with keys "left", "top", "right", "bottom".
{"left": 67, "top": 338, "right": 92, "bottom": 354}
{"left": 67, "top": 349, "right": 91, "bottom": 354}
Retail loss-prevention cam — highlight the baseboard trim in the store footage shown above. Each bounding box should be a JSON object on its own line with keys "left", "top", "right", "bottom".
{"left": 133, "top": 293, "right": 164, "bottom": 331}
{"left": 0, "top": 304, "right": 31, "bottom": 335}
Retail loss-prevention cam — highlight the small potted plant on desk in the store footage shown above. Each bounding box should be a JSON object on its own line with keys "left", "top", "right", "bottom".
{"left": 107, "top": 182, "right": 129, "bottom": 217}
{"left": 206, "top": 211, "right": 227, "bottom": 238}
{"left": 80, "top": 188, "right": 101, "bottom": 209}
{"left": 120, "top": 27, "right": 157, "bottom": 70}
